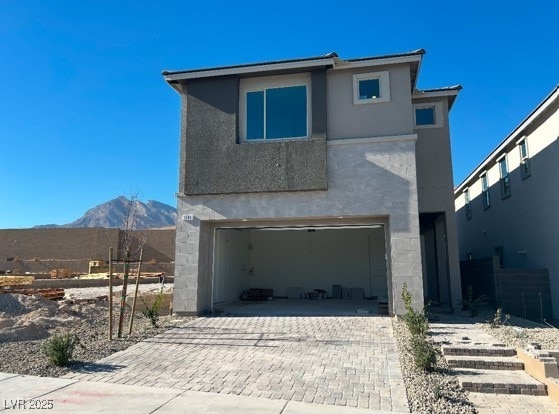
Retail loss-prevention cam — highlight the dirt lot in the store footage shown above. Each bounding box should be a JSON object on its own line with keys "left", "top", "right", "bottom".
{"left": 0, "top": 283, "right": 193, "bottom": 377}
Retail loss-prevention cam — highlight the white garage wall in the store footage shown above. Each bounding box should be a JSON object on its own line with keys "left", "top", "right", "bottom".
{"left": 213, "top": 230, "right": 250, "bottom": 303}
{"left": 246, "top": 227, "right": 387, "bottom": 298}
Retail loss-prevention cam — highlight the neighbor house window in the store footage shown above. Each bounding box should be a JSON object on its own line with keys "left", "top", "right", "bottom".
{"left": 481, "top": 172, "right": 490, "bottom": 209}
{"left": 413, "top": 102, "right": 444, "bottom": 128}
{"left": 353, "top": 71, "right": 390, "bottom": 104}
{"left": 518, "top": 139, "right": 531, "bottom": 179}
{"left": 498, "top": 156, "right": 511, "bottom": 199}
{"left": 464, "top": 188, "right": 472, "bottom": 220}
{"left": 240, "top": 73, "right": 310, "bottom": 141}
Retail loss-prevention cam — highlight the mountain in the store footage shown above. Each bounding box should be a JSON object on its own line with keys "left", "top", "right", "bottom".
{"left": 34, "top": 196, "right": 177, "bottom": 229}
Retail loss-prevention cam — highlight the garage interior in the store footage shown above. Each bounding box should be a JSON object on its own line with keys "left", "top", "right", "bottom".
{"left": 212, "top": 225, "right": 389, "bottom": 315}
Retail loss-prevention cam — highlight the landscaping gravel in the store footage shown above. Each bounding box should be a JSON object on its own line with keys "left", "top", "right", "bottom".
{"left": 479, "top": 311, "right": 559, "bottom": 351}
{"left": 393, "top": 318, "right": 476, "bottom": 414}
{"left": 0, "top": 288, "right": 193, "bottom": 378}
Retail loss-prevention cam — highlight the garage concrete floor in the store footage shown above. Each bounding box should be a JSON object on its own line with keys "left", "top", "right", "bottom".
{"left": 64, "top": 314, "right": 409, "bottom": 412}
{"left": 215, "top": 298, "right": 382, "bottom": 316}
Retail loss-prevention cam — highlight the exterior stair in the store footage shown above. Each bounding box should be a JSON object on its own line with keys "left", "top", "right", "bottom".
{"left": 442, "top": 343, "right": 548, "bottom": 395}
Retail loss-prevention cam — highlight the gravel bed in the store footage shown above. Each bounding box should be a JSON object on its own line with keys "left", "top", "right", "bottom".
{"left": 479, "top": 311, "right": 559, "bottom": 350}
{"left": 393, "top": 318, "right": 476, "bottom": 414}
{"left": 0, "top": 289, "right": 193, "bottom": 378}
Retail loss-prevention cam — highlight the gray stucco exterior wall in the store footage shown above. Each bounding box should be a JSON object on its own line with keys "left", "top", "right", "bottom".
{"left": 174, "top": 137, "right": 424, "bottom": 316}
{"left": 180, "top": 72, "right": 328, "bottom": 196}
{"left": 414, "top": 98, "right": 462, "bottom": 308}
{"left": 326, "top": 64, "right": 414, "bottom": 140}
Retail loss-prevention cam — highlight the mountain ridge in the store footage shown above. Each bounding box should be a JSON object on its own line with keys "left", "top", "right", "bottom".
{"left": 34, "top": 196, "right": 177, "bottom": 229}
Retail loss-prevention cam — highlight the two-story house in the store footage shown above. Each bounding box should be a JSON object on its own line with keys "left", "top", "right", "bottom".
{"left": 455, "top": 85, "right": 559, "bottom": 318}
{"left": 163, "top": 50, "right": 462, "bottom": 315}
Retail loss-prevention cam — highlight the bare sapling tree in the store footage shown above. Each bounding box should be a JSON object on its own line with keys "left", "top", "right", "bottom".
{"left": 117, "top": 193, "right": 147, "bottom": 338}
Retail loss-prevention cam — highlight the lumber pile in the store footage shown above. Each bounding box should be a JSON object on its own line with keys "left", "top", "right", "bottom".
{"left": 0, "top": 276, "right": 64, "bottom": 300}
{"left": 0, "top": 276, "right": 34, "bottom": 287}
{"left": 50, "top": 268, "right": 71, "bottom": 279}
{"left": 5, "top": 287, "right": 65, "bottom": 301}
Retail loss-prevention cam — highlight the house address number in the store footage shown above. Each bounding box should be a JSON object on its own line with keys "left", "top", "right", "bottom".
{"left": 182, "top": 214, "right": 194, "bottom": 221}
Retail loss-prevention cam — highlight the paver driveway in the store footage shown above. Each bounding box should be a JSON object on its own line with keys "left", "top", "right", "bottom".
{"left": 64, "top": 316, "right": 410, "bottom": 412}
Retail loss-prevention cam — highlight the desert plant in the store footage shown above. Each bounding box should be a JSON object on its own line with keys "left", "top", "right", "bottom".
{"left": 488, "top": 308, "right": 510, "bottom": 328}
{"left": 432, "top": 384, "right": 442, "bottom": 400}
{"left": 42, "top": 333, "right": 80, "bottom": 367}
{"left": 401, "top": 283, "right": 429, "bottom": 336}
{"left": 141, "top": 288, "right": 164, "bottom": 327}
{"left": 460, "top": 285, "right": 489, "bottom": 317}
{"left": 410, "top": 333, "right": 439, "bottom": 371}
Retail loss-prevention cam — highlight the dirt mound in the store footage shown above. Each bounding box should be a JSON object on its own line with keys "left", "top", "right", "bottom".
{"left": 0, "top": 294, "right": 57, "bottom": 317}
{"left": 0, "top": 294, "right": 88, "bottom": 342}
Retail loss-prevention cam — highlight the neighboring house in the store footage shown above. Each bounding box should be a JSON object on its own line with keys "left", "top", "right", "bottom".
{"left": 454, "top": 85, "right": 559, "bottom": 318}
{"left": 163, "top": 50, "right": 462, "bottom": 315}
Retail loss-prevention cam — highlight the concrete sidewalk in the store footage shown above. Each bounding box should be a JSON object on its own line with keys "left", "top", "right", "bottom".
{"left": 0, "top": 372, "right": 407, "bottom": 413}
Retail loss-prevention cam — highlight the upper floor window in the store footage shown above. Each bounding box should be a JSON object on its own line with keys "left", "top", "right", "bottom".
{"left": 498, "top": 156, "right": 511, "bottom": 199}
{"left": 464, "top": 188, "right": 472, "bottom": 220}
{"left": 518, "top": 139, "right": 531, "bottom": 179}
{"left": 481, "top": 172, "right": 490, "bottom": 209}
{"left": 413, "top": 102, "right": 443, "bottom": 128}
{"left": 240, "top": 73, "right": 310, "bottom": 141}
{"left": 352, "top": 71, "right": 390, "bottom": 104}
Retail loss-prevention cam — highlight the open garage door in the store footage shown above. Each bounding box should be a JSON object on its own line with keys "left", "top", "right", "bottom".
{"left": 212, "top": 225, "right": 388, "bottom": 308}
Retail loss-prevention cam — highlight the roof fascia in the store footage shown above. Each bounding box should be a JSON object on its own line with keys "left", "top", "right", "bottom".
{"left": 163, "top": 58, "right": 335, "bottom": 82}
{"left": 454, "top": 85, "right": 559, "bottom": 195}
{"left": 413, "top": 88, "right": 462, "bottom": 109}
{"left": 332, "top": 54, "right": 422, "bottom": 70}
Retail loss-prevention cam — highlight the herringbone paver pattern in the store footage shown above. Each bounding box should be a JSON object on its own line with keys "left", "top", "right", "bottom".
{"left": 64, "top": 316, "right": 409, "bottom": 412}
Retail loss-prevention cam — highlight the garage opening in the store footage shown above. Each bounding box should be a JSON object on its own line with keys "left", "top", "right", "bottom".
{"left": 212, "top": 224, "right": 388, "bottom": 314}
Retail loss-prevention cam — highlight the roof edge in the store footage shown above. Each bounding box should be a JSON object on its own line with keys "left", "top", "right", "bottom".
{"left": 162, "top": 49, "right": 426, "bottom": 82}
{"left": 454, "top": 84, "right": 559, "bottom": 194}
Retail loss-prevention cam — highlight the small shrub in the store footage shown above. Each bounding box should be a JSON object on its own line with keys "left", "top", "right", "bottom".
{"left": 410, "top": 334, "right": 439, "bottom": 371}
{"left": 460, "top": 285, "right": 489, "bottom": 317}
{"left": 433, "top": 384, "right": 442, "bottom": 400}
{"left": 401, "top": 283, "right": 429, "bottom": 336}
{"left": 141, "top": 288, "right": 164, "bottom": 327}
{"left": 488, "top": 308, "right": 510, "bottom": 328}
{"left": 42, "top": 333, "right": 80, "bottom": 367}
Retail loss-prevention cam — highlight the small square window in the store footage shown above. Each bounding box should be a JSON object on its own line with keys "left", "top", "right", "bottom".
{"left": 358, "top": 78, "right": 380, "bottom": 100}
{"left": 352, "top": 71, "right": 390, "bottom": 104}
{"left": 413, "top": 103, "right": 443, "bottom": 128}
{"left": 415, "top": 107, "right": 435, "bottom": 126}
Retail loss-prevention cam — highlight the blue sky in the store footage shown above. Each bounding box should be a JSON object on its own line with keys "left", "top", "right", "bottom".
{"left": 1, "top": 0, "right": 557, "bottom": 228}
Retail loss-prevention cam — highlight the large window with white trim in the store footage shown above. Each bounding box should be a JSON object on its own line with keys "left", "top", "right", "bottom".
{"left": 240, "top": 74, "right": 310, "bottom": 141}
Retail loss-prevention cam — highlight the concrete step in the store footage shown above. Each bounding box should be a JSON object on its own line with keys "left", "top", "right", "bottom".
{"left": 445, "top": 355, "right": 524, "bottom": 370}
{"left": 442, "top": 344, "right": 516, "bottom": 357}
{"left": 455, "top": 368, "right": 547, "bottom": 395}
